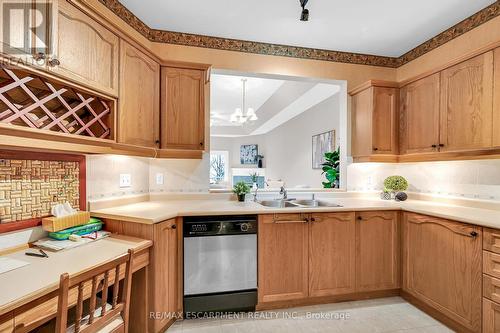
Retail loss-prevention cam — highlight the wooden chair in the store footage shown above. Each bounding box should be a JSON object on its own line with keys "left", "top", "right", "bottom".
{"left": 55, "top": 249, "right": 135, "bottom": 333}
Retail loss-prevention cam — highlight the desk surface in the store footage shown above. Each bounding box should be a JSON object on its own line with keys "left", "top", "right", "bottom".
{"left": 0, "top": 235, "right": 152, "bottom": 315}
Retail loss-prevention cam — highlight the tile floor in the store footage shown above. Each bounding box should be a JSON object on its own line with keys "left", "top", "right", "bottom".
{"left": 165, "top": 297, "right": 454, "bottom": 333}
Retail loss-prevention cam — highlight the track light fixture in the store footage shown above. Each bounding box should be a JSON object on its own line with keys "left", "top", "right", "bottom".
{"left": 300, "top": 0, "right": 309, "bottom": 21}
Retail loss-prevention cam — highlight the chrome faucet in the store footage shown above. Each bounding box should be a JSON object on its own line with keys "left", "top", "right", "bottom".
{"left": 279, "top": 186, "right": 288, "bottom": 200}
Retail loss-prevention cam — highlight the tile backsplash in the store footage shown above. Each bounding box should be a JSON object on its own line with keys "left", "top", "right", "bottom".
{"left": 0, "top": 158, "right": 80, "bottom": 223}
{"left": 347, "top": 159, "right": 500, "bottom": 201}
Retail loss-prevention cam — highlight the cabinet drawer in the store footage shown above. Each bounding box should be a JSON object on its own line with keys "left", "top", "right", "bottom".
{"left": 483, "top": 298, "right": 500, "bottom": 333}
{"left": 261, "top": 213, "right": 309, "bottom": 224}
{"left": 484, "top": 251, "right": 500, "bottom": 279}
{"left": 484, "top": 274, "right": 500, "bottom": 303}
{"left": 484, "top": 228, "right": 500, "bottom": 254}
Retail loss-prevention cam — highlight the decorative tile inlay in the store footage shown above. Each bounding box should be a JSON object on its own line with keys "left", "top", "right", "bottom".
{"left": 0, "top": 159, "right": 80, "bottom": 223}
{"left": 98, "top": 0, "right": 500, "bottom": 68}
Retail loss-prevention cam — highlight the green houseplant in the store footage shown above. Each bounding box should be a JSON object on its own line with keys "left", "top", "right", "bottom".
{"left": 233, "top": 181, "right": 250, "bottom": 202}
{"left": 321, "top": 147, "right": 340, "bottom": 188}
{"left": 382, "top": 175, "right": 408, "bottom": 200}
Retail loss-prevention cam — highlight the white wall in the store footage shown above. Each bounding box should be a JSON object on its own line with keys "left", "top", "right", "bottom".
{"left": 211, "top": 94, "right": 340, "bottom": 188}
{"left": 347, "top": 160, "right": 500, "bottom": 201}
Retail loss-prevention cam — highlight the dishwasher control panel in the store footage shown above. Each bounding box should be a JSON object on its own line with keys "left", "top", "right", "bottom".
{"left": 183, "top": 215, "right": 257, "bottom": 237}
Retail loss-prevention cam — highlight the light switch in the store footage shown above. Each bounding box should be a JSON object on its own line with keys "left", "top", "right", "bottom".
{"left": 119, "top": 174, "right": 131, "bottom": 188}
{"left": 156, "top": 173, "right": 164, "bottom": 185}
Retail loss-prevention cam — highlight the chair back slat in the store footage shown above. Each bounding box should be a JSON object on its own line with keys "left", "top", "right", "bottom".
{"left": 55, "top": 249, "right": 135, "bottom": 333}
{"left": 74, "top": 282, "right": 84, "bottom": 333}
{"left": 100, "top": 270, "right": 110, "bottom": 316}
{"left": 88, "top": 276, "right": 98, "bottom": 325}
{"left": 112, "top": 265, "right": 120, "bottom": 309}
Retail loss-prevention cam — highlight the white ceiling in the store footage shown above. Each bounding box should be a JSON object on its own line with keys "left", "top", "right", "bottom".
{"left": 210, "top": 75, "right": 284, "bottom": 127}
{"left": 119, "top": 0, "right": 495, "bottom": 57}
{"left": 210, "top": 74, "right": 340, "bottom": 137}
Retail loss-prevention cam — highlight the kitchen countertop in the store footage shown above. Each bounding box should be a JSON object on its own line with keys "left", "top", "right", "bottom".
{"left": 90, "top": 197, "right": 500, "bottom": 229}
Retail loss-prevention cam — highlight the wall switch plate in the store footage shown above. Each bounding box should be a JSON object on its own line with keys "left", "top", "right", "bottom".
{"left": 155, "top": 173, "right": 164, "bottom": 185}
{"left": 119, "top": 174, "right": 131, "bottom": 188}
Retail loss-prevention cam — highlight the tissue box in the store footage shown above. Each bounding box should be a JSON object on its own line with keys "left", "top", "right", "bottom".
{"left": 42, "top": 211, "right": 91, "bottom": 232}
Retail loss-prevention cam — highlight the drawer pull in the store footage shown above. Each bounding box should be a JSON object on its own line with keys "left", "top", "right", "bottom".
{"left": 469, "top": 231, "right": 478, "bottom": 237}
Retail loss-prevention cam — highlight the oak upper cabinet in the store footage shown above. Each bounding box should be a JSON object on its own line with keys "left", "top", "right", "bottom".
{"left": 118, "top": 40, "right": 160, "bottom": 148}
{"left": 402, "top": 213, "right": 482, "bottom": 333}
{"left": 309, "top": 212, "right": 355, "bottom": 297}
{"left": 161, "top": 66, "right": 207, "bottom": 151}
{"left": 355, "top": 211, "right": 400, "bottom": 292}
{"left": 439, "top": 51, "right": 494, "bottom": 152}
{"left": 350, "top": 82, "right": 399, "bottom": 161}
{"left": 51, "top": 0, "right": 119, "bottom": 96}
{"left": 400, "top": 73, "right": 441, "bottom": 154}
{"left": 258, "top": 214, "right": 309, "bottom": 303}
{"left": 494, "top": 48, "right": 500, "bottom": 147}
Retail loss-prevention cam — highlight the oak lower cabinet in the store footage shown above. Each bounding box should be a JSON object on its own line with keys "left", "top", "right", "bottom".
{"left": 350, "top": 81, "right": 399, "bottom": 161}
{"left": 355, "top": 211, "right": 400, "bottom": 292}
{"left": 104, "top": 218, "right": 180, "bottom": 333}
{"left": 309, "top": 212, "right": 356, "bottom": 297}
{"left": 484, "top": 297, "right": 500, "bottom": 332}
{"left": 52, "top": 0, "right": 119, "bottom": 96}
{"left": 258, "top": 213, "right": 309, "bottom": 303}
{"left": 161, "top": 66, "right": 208, "bottom": 151}
{"left": 402, "top": 213, "right": 482, "bottom": 333}
{"left": 258, "top": 211, "right": 396, "bottom": 306}
{"left": 118, "top": 40, "right": 160, "bottom": 148}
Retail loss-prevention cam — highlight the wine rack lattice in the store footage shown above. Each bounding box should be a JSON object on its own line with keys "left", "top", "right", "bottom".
{"left": 0, "top": 66, "right": 113, "bottom": 139}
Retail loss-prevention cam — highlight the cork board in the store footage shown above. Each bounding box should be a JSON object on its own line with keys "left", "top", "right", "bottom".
{"left": 0, "top": 150, "right": 85, "bottom": 233}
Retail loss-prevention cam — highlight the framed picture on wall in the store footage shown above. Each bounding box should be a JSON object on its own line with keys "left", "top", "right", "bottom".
{"left": 240, "top": 144, "right": 258, "bottom": 164}
{"left": 312, "top": 130, "right": 335, "bottom": 169}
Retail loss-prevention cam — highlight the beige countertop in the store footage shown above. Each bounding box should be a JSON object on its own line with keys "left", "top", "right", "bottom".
{"left": 90, "top": 197, "right": 500, "bottom": 229}
{"left": 0, "top": 235, "right": 152, "bottom": 315}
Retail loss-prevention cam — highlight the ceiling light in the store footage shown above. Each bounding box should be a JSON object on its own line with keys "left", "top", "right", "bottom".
{"left": 230, "top": 79, "right": 258, "bottom": 124}
{"left": 299, "top": 0, "right": 309, "bottom": 21}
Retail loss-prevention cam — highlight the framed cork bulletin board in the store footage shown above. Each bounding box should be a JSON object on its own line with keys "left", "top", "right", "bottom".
{"left": 0, "top": 150, "right": 86, "bottom": 233}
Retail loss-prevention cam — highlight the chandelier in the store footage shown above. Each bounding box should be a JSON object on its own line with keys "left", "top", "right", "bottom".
{"left": 230, "top": 79, "right": 258, "bottom": 124}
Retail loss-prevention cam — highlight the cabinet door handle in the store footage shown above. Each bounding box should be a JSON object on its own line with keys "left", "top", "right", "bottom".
{"left": 155, "top": 140, "right": 160, "bottom": 145}
{"left": 310, "top": 217, "right": 316, "bottom": 222}
{"left": 431, "top": 144, "right": 437, "bottom": 148}
{"left": 373, "top": 148, "right": 379, "bottom": 151}
{"left": 357, "top": 216, "right": 363, "bottom": 221}
{"left": 171, "top": 224, "right": 177, "bottom": 229}
{"left": 469, "top": 231, "right": 478, "bottom": 238}
{"left": 439, "top": 144, "right": 445, "bottom": 147}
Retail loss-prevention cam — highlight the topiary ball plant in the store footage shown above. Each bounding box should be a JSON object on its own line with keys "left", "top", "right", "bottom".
{"left": 383, "top": 175, "right": 409, "bottom": 193}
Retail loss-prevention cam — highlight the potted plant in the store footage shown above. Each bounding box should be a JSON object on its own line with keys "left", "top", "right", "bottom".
{"left": 233, "top": 181, "right": 250, "bottom": 202}
{"left": 382, "top": 175, "right": 409, "bottom": 200}
{"left": 321, "top": 147, "right": 340, "bottom": 188}
{"left": 249, "top": 172, "right": 259, "bottom": 190}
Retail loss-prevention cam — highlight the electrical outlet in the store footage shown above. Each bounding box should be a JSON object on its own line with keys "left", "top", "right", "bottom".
{"left": 155, "top": 173, "right": 164, "bottom": 185}
{"left": 119, "top": 174, "right": 131, "bottom": 188}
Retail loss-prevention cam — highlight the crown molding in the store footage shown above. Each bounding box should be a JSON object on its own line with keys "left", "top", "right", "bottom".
{"left": 98, "top": 0, "right": 500, "bottom": 68}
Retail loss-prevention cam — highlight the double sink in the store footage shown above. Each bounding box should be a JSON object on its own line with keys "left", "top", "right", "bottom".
{"left": 257, "top": 199, "right": 342, "bottom": 208}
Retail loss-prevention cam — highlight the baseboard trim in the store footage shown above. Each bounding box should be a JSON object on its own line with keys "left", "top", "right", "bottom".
{"left": 256, "top": 289, "right": 400, "bottom": 311}
{"left": 400, "top": 291, "right": 477, "bottom": 333}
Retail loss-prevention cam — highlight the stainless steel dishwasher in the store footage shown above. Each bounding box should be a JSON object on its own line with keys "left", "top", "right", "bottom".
{"left": 183, "top": 215, "right": 257, "bottom": 314}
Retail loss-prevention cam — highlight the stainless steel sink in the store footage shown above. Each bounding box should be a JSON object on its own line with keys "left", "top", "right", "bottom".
{"left": 257, "top": 199, "right": 342, "bottom": 208}
{"left": 258, "top": 200, "right": 296, "bottom": 208}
